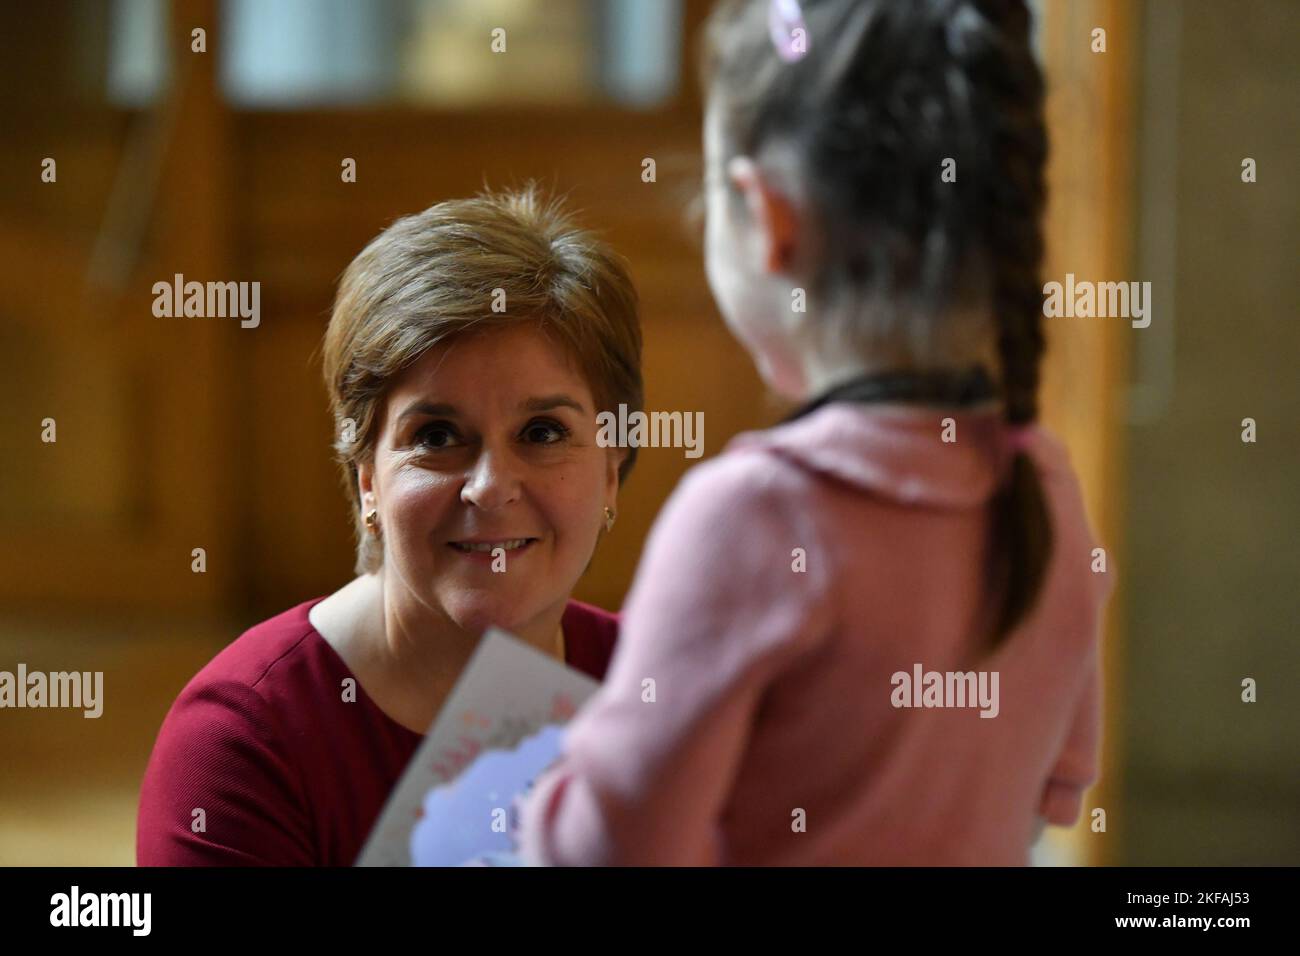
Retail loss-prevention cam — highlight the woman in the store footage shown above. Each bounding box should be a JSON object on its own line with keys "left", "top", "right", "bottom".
{"left": 137, "top": 186, "right": 643, "bottom": 865}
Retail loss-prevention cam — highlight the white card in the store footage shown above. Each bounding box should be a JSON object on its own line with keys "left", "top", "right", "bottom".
{"left": 355, "top": 627, "right": 600, "bottom": 866}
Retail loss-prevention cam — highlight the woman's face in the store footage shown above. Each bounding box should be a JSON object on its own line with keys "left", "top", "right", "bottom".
{"left": 359, "top": 324, "right": 622, "bottom": 636}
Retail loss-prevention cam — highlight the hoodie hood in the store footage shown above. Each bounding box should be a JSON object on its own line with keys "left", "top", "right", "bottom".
{"left": 726, "top": 402, "right": 1068, "bottom": 511}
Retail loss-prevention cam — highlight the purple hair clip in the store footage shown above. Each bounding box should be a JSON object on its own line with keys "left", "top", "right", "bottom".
{"left": 769, "top": 0, "right": 810, "bottom": 63}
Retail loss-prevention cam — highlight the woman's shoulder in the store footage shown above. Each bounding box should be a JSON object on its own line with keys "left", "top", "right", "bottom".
{"left": 156, "top": 596, "right": 360, "bottom": 768}
{"left": 147, "top": 595, "right": 336, "bottom": 770}
{"left": 561, "top": 599, "right": 619, "bottom": 681}
{"left": 188, "top": 597, "right": 329, "bottom": 699}
{"left": 138, "top": 598, "right": 331, "bottom": 865}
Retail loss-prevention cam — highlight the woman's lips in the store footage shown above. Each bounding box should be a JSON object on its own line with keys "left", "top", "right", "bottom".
{"left": 446, "top": 538, "right": 538, "bottom": 562}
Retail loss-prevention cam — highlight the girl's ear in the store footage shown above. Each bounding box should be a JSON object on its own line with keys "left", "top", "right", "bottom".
{"left": 727, "top": 156, "right": 801, "bottom": 274}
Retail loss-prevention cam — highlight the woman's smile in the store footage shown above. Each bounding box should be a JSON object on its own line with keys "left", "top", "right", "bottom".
{"left": 447, "top": 536, "right": 540, "bottom": 562}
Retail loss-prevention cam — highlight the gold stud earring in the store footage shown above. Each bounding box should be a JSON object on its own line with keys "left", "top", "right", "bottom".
{"left": 603, "top": 507, "right": 616, "bottom": 532}
{"left": 364, "top": 509, "right": 379, "bottom": 535}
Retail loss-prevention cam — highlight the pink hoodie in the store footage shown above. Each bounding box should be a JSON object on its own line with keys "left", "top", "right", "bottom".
{"left": 518, "top": 403, "right": 1112, "bottom": 866}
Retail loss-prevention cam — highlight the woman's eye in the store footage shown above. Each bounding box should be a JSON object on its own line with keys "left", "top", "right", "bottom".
{"left": 523, "top": 419, "right": 570, "bottom": 445}
{"left": 415, "top": 422, "right": 461, "bottom": 449}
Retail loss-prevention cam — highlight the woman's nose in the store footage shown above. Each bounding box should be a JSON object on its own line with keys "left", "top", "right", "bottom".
{"left": 460, "top": 448, "right": 523, "bottom": 511}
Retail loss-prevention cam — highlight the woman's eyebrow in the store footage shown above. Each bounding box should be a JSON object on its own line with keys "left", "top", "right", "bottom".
{"left": 396, "top": 400, "right": 458, "bottom": 423}
{"left": 523, "top": 394, "right": 586, "bottom": 414}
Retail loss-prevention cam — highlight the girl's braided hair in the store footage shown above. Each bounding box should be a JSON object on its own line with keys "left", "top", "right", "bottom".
{"left": 701, "top": 0, "right": 1052, "bottom": 647}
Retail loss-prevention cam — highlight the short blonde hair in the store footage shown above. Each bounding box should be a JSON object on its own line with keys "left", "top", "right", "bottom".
{"left": 321, "top": 184, "right": 643, "bottom": 575}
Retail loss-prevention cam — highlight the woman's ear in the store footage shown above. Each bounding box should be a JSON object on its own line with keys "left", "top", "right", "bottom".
{"left": 357, "top": 459, "right": 375, "bottom": 509}
{"left": 604, "top": 446, "right": 627, "bottom": 503}
{"left": 727, "top": 156, "right": 801, "bottom": 274}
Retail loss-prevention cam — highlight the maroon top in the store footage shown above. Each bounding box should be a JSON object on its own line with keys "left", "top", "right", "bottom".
{"left": 136, "top": 595, "right": 618, "bottom": 866}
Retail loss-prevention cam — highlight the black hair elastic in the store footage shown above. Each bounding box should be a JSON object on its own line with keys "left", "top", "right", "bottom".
{"left": 781, "top": 365, "right": 999, "bottom": 425}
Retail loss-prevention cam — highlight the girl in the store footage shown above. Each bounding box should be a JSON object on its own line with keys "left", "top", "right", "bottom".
{"left": 519, "top": 0, "right": 1112, "bottom": 865}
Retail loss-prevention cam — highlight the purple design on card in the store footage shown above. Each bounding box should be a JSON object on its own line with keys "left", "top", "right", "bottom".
{"left": 410, "top": 723, "right": 566, "bottom": 867}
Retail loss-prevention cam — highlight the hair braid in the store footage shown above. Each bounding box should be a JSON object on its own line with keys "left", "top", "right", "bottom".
{"left": 969, "top": 0, "right": 1053, "bottom": 645}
